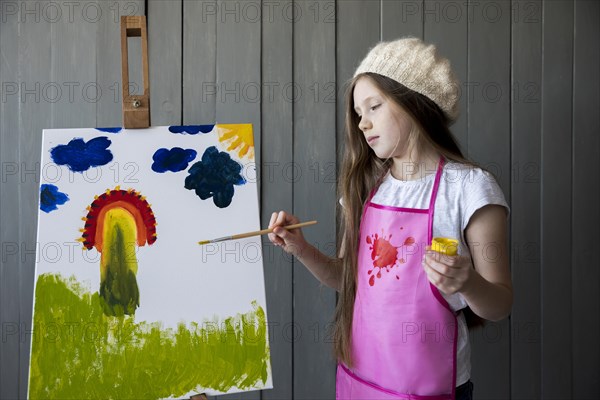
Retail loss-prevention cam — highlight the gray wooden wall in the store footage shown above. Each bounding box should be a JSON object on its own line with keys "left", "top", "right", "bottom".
{"left": 1, "top": 0, "right": 599, "bottom": 399}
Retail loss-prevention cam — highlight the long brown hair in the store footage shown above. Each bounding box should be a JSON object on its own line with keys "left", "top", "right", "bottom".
{"left": 334, "top": 72, "right": 484, "bottom": 367}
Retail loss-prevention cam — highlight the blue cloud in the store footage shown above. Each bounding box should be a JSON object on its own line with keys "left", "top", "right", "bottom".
{"left": 152, "top": 147, "right": 197, "bottom": 173}
{"left": 169, "top": 125, "right": 214, "bottom": 135}
{"left": 95, "top": 127, "right": 122, "bottom": 133}
{"left": 184, "top": 146, "right": 246, "bottom": 208}
{"left": 50, "top": 137, "right": 113, "bottom": 172}
{"left": 40, "top": 184, "right": 69, "bottom": 213}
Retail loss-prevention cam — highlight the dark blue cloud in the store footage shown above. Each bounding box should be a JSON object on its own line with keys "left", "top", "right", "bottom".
{"left": 151, "top": 147, "right": 197, "bottom": 173}
{"left": 169, "top": 125, "right": 214, "bottom": 135}
{"left": 95, "top": 127, "right": 122, "bottom": 133}
{"left": 40, "top": 184, "right": 69, "bottom": 213}
{"left": 184, "top": 146, "right": 246, "bottom": 208}
{"left": 50, "top": 137, "right": 113, "bottom": 172}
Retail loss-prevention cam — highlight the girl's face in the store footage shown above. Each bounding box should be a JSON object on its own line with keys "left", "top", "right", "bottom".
{"left": 353, "top": 76, "right": 414, "bottom": 161}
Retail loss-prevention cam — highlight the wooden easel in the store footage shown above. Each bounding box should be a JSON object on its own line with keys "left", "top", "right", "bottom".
{"left": 119, "top": 16, "right": 207, "bottom": 400}
{"left": 120, "top": 16, "right": 150, "bottom": 128}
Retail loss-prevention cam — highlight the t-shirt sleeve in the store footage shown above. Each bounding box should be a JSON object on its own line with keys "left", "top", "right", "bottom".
{"left": 461, "top": 168, "right": 510, "bottom": 232}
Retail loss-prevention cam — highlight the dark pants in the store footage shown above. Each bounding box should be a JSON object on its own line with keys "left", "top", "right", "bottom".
{"left": 456, "top": 380, "right": 474, "bottom": 400}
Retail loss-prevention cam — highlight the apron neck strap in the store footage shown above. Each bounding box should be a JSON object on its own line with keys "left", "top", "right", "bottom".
{"left": 427, "top": 156, "right": 446, "bottom": 242}
{"left": 428, "top": 156, "right": 446, "bottom": 211}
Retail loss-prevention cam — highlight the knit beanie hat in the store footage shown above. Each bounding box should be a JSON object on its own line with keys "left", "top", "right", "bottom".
{"left": 354, "top": 37, "right": 460, "bottom": 123}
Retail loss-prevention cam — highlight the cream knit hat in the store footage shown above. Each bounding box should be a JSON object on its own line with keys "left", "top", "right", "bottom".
{"left": 354, "top": 37, "right": 460, "bottom": 123}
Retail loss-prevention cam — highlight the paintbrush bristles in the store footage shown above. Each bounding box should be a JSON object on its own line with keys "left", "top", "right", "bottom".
{"left": 197, "top": 220, "right": 317, "bottom": 245}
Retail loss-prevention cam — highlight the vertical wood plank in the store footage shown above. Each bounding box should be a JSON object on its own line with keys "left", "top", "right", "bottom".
{"left": 0, "top": 3, "right": 21, "bottom": 398}
{"left": 148, "top": 0, "right": 182, "bottom": 126}
{"left": 96, "top": 0, "right": 120, "bottom": 128}
{"left": 214, "top": 0, "right": 261, "bottom": 126}
{"left": 17, "top": 2, "right": 54, "bottom": 397}
{"left": 261, "top": 0, "right": 294, "bottom": 399}
{"left": 572, "top": 0, "right": 599, "bottom": 398}
{"left": 467, "top": 0, "right": 511, "bottom": 398}
{"left": 541, "top": 0, "right": 573, "bottom": 397}
{"left": 183, "top": 0, "right": 216, "bottom": 124}
{"left": 50, "top": 0, "right": 98, "bottom": 129}
{"left": 510, "top": 1, "right": 542, "bottom": 398}
{"left": 336, "top": 0, "right": 380, "bottom": 174}
{"left": 423, "top": 0, "right": 467, "bottom": 150}
{"left": 294, "top": 1, "right": 337, "bottom": 398}
{"left": 336, "top": 0, "right": 380, "bottom": 89}
{"left": 213, "top": 1, "right": 261, "bottom": 399}
{"left": 382, "top": 0, "right": 423, "bottom": 40}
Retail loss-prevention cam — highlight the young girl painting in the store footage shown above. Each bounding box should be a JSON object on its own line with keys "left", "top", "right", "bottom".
{"left": 268, "top": 37, "right": 512, "bottom": 400}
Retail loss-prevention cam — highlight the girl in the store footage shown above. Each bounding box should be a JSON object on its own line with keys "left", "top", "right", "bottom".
{"left": 268, "top": 37, "right": 513, "bottom": 400}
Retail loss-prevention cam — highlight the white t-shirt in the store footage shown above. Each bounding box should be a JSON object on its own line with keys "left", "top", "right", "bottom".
{"left": 343, "top": 161, "right": 510, "bottom": 387}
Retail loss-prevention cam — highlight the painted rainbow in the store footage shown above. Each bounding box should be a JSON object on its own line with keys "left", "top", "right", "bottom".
{"left": 79, "top": 186, "right": 157, "bottom": 251}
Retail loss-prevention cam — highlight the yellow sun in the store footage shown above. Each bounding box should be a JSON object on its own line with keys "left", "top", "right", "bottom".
{"left": 216, "top": 124, "right": 254, "bottom": 159}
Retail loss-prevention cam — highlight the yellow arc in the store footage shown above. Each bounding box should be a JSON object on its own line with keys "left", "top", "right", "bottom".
{"left": 101, "top": 207, "right": 139, "bottom": 280}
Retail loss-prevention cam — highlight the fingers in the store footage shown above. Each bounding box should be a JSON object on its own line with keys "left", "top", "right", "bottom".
{"left": 268, "top": 211, "right": 277, "bottom": 228}
{"left": 268, "top": 211, "right": 300, "bottom": 246}
{"left": 422, "top": 255, "right": 457, "bottom": 296}
{"left": 423, "top": 250, "right": 473, "bottom": 295}
{"left": 275, "top": 210, "right": 286, "bottom": 226}
{"left": 422, "top": 255, "right": 454, "bottom": 279}
{"left": 274, "top": 210, "right": 298, "bottom": 227}
{"left": 423, "top": 250, "right": 465, "bottom": 279}
{"left": 268, "top": 212, "right": 284, "bottom": 245}
{"left": 424, "top": 248, "right": 460, "bottom": 268}
{"left": 273, "top": 212, "right": 287, "bottom": 238}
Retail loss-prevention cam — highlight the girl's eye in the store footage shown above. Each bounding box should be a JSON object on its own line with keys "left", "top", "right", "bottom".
{"left": 356, "top": 104, "right": 380, "bottom": 119}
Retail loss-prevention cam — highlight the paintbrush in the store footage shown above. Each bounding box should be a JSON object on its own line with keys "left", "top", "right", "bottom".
{"left": 198, "top": 220, "right": 318, "bottom": 245}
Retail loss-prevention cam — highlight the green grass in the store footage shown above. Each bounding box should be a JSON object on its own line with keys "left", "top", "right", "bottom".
{"left": 29, "top": 273, "right": 270, "bottom": 399}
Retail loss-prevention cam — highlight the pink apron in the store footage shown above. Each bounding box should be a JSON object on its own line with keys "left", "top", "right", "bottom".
{"left": 337, "top": 157, "right": 458, "bottom": 400}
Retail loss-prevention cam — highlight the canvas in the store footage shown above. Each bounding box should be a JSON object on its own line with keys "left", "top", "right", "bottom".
{"left": 28, "top": 124, "right": 272, "bottom": 399}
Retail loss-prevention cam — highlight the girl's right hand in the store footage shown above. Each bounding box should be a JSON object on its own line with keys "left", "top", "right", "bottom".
{"left": 268, "top": 211, "right": 309, "bottom": 258}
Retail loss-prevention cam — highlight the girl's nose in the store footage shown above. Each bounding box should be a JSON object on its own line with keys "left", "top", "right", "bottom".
{"left": 359, "top": 117, "right": 371, "bottom": 132}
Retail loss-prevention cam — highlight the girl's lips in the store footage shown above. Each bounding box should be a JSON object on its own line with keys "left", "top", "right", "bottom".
{"left": 367, "top": 136, "right": 379, "bottom": 143}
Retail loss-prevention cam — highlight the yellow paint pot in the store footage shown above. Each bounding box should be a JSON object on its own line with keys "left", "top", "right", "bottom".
{"left": 431, "top": 237, "right": 459, "bottom": 256}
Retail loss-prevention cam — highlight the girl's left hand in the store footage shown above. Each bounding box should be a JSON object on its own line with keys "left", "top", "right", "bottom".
{"left": 421, "top": 247, "right": 474, "bottom": 295}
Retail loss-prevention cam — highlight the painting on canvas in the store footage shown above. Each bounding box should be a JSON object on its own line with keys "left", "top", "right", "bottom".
{"left": 29, "top": 124, "right": 272, "bottom": 399}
